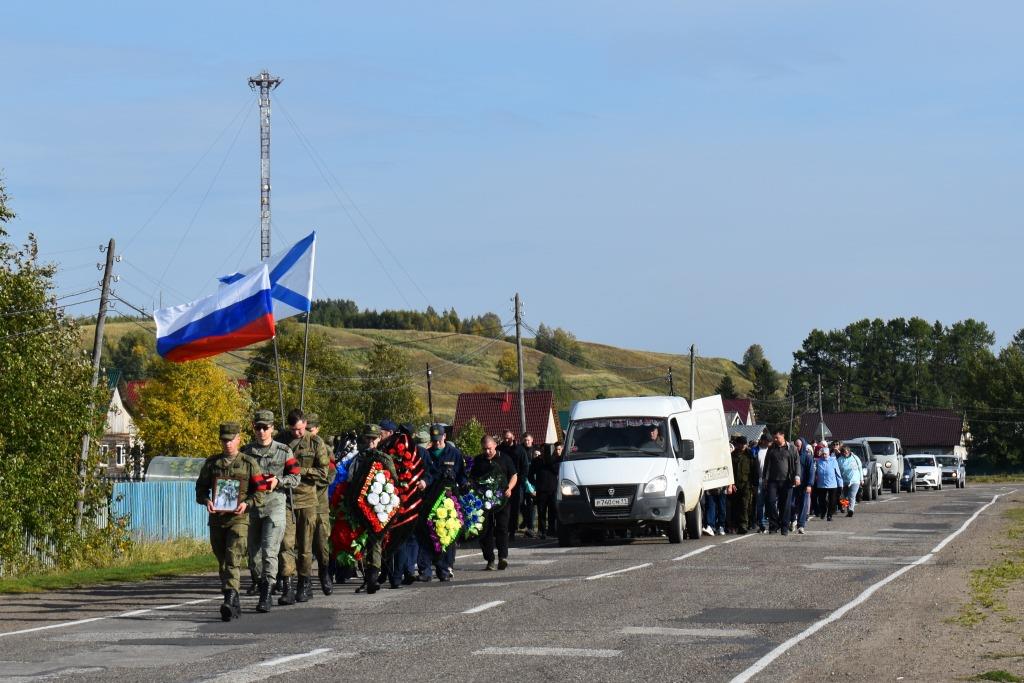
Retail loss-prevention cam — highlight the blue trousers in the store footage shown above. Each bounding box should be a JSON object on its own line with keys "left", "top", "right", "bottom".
{"left": 754, "top": 487, "right": 769, "bottom": 530}
{"left": 704, "top": 489, "right": 728, "bottom": 529}
{"left": 789, "top": 487, "right": 811, "bottom": 528}
{"left": 397, "top": 537, "right": 418, "bottom": 578}
{"left": 417, "top": 539, "right": 455, "bottom": 578}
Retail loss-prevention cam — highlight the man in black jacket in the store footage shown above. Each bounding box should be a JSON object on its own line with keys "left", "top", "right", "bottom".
{"left": 529, "top": 443, "right": 561, "bottom": 539}
{"left": 498, "top": 430, "right": 530, "bottom": 541}
{"left": 761, "top": 430, "right": 801, "bottom": 536}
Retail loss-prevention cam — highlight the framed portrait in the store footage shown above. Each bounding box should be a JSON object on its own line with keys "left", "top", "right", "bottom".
{"left": 212, "top": 477, "right": 240, "bottom": 512}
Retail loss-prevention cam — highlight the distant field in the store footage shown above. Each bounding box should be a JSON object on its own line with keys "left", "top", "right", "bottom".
{"left": 86, "top": 321, "right": 755, "bottom": 420}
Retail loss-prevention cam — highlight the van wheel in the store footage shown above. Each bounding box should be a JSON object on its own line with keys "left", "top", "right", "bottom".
{"left": 667, "top": 500, "right": 684, "bottom": 544}
{"left": 557, "top": 524, "right": 575, "bottom": 548}
{"left": 684, "top": 497, "right": 703, "bottom": 540}
{"left": 871, "top": 484, "right": 878, "bottom": 500}
{"left": 891, "top": 479, "right": 899, "bottom": 494}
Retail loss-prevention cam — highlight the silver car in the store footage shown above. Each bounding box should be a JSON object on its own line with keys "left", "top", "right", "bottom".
{"left": 936, "top": 455, "right": 966, "bottom": 488}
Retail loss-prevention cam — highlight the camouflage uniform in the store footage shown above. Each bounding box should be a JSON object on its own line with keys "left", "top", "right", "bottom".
{"left": 311, "top": 432, "right": 334, "bottom": 570}
{"left": 195, "top": 425, "right": 260, "bottom": 606}
{"left": 243, "top": 414, "right": 299, "bottom": 589}
{"left": 289, "top": 431, "right": 330, "bottom": 597}
{"left": 728, "top": 437, "right": 757, "bottom": 533}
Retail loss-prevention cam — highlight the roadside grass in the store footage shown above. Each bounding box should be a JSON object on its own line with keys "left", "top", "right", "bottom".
{"left": 971, "top": 671, "right": 1023, "bottom": 682}
{"left": 951, "top": 507, "right": 1024, "bottom": 627}
{"left": 0, "top": 538, "right": 214, "bottom": 594}
{"left": 971, "top": 474, "right": 1024, "bottom": 484}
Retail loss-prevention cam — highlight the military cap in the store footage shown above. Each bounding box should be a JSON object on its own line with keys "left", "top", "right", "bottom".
{"left": 219, "top": 422, "right": 241, "bottom": 440}
{"left": 253, "top": 410, "right": 274, "bottom": 426}
{"left": 306, "top": 413, "right": 320, "bottom": 428}
{"left": 414, "top": 430, "right": 430, "bottom": 445}
{"left": 378, "top": 419, "right": 397, "bottom": 433}
{"left": 731, "top": 434, "right": 748, "bottom": 446}
{"left": 363, "top": 423, "right": 382, "bottom": 438}
{"left": 429, "top": 424, "right": 446, "bottom": 441}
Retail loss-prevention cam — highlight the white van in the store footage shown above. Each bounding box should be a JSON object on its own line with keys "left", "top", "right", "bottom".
{"left": 556, "top": 395, "right": 733, "bottom": 546}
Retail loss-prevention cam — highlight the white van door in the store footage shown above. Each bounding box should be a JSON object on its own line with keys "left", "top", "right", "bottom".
{"left": 670, "top": 415, "right": 699, "bottom": 508}
{"left": 692, "top": 395, "right": 734, "bottom": 490}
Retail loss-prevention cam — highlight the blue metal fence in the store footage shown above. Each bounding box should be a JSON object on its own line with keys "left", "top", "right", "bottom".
{"left": 111, "top": 481, "right": 208, "bottom": 541}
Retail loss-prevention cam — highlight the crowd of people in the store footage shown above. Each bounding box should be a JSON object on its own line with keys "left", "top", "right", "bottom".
{"left": 194, "top": 411, "right": 563, "bottom": 621}
{"left": 705, "top": 430, "right": 865, "bottom": 538}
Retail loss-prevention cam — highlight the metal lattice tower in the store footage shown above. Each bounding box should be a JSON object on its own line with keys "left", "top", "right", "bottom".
{"left": 248, "top": 70, "right": 282, "bottom": 261}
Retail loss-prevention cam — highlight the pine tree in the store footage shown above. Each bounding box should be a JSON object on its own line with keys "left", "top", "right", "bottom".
{"left": 715, "top": 375, "right": 739, "bottom": 400}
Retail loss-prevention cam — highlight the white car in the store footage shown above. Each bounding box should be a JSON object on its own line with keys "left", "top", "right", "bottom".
{"left": 906, "top": 454, "right": 943, "bottom": 490}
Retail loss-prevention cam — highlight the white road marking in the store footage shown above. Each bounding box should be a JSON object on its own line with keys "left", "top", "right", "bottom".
{"left": 729, "top": 491, "right": 1009, "bottom": 683}
{"left": 259, "top": 648, "right": 333, "bottom": 667}
{"left": 722, "top": 534, "right": 756, "bottom": 545}
{"left": 620, "top": 626, "right": 752, "bottom": 638}
{"left": 672, "top": 546, "right": 713, "bottom": 561}
{"left": 463, "top": 600, "right": 505, "bottom": 614}
{"left": 585, "top": 563, "right": 651, "bottom": 580}
{"left": 474, "top": 646, "right": 621, "bottom": 658}
{"left": 0, "top": 598, "right": 213, "bottom": 639}
{"left": 872, "top": 497, "right": 903, "bottom": 504}
{"left": 204, "top": 648, "right": 355, "bottom": 683}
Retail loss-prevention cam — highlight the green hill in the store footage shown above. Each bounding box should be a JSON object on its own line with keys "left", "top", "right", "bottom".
{"left": 87, "top": 321, "right": 754, "bottom": 421}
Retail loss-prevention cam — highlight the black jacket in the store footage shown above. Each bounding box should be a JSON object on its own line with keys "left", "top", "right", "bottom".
{"left": 762, "top": 443, "right": 800, "bottom": 483}
{"left": 529, "top": 453, "right": 560, "bottom": 495}
{"left": 498, "top": 442, "right": 530, "bottom": 491}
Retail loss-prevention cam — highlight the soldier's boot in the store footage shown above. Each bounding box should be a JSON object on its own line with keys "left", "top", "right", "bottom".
{"left": 318, "top": 567, "right": 333, "bottom": 596}
{"left": 220, "top": 590, "right": 234, "bottom": 622}
{"left": 295, "top": 576, "right": 311, "bottom": 603}
{"left": 256, "top": 580, "right": 272, "bottom": 613}
{"left": 365, "top": 568, "right": 380, "bottom": 595}
{"left": 271, "top": 572, "right": 284, "bottom": 596}
{"left": 245, "top": 572, "right": 259, "bottom": 596}
{"left": 230, "top": 589, "right": 242, "bottom": 620}
{"left": 277, "top": 577, "right": 296, "bottom": 606}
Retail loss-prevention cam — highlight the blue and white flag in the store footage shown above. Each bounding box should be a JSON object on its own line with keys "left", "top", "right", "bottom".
{"left": 219, "top": 231, "right": 316, "bottom": 321}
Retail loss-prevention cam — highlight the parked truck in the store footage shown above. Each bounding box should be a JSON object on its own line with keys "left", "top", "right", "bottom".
{"left": 556, "top": 395, "right": 733, "bottom": 546}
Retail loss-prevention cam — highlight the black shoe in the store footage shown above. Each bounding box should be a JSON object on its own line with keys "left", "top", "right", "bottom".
{"left": 737, "top": 528, "right": 748, "bottom": 535}
{"left": 389, "top": 582, "right": 402, "bottom": 589}
{"left": 256, "top": 580, "right": 271, "bottom": 613}
{"left": 245, "top": 576, "right": 259, "bottom": 596}
{"left": 271, "top": 574, "right": 284, "bottom": 596}
{"left": 847, "top": 510, "right": 854, "bottom": 517}
{"left": 318, "top": 567, "right": 333, "bottom": 596}
{"left": 780, "top": 531, "right": 789, "bottom": 536}
{"left": 484, "top": 561, "right": 496, "bottom": 571}
{"left": 401, "top": 573, "right": 416, "bottom": 585}
{"left": 220, "top": 590, "right": 234, "bottom": 622}
{"left": 365, "top": 568, "right": 380, "bottom": 595}
{"left": 438, "top": 574, "right": 450, "bottom": 582}
{"left": 278, "top": 577, "right": 296, "bottom": 606}
{"left": 497, "top": 558, "right": 508, "bottom": 570}
{"left": 296, "top": 576, "right": 311, "bottom": 603}
{"left": 417, "top": 575, "right": 432, "bottom": 582}
{"left": 826, "top": 516, "right": 832, "bottom": 522}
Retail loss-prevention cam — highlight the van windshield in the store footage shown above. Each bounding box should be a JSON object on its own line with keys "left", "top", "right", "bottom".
{"left": 565, "top": 417, "right": 669, "bottom": 459}
{"left": 868, "top": 441, "right": 898, "bottom": 456}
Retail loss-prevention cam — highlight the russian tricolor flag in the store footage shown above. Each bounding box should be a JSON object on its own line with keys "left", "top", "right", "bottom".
{"left": 154, "top": 265, "right": 275, "bottom": 362}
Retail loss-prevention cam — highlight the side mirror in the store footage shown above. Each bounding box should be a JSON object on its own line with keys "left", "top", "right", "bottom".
{"left": 677, "top": 440, "right": 695, "bottom": 461}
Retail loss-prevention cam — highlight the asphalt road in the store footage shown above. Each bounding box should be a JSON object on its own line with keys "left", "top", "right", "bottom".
{"left": 0, "top": 484, "right": 1016, "bottom": 683}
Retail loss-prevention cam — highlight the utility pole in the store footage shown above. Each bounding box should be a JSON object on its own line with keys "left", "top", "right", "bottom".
{"left": 789, "top": 394, "right": 795, "bottom": 441}
{"left": 817, "top": 373, "right": 824, "bottom": 443}
{"left": 668, "top": 367, "right": 674, "bottom": 396}
{"left": 514, "top": 293, "right": 527, "bottom": 436}
{"left": 76, "top": 239, "right": 117, "bottom": 531}
{"left": 248, "top": 69, "right": 282, "bottom": 260}
{"left": 689, "top": 344, "right": 696, "bottom": 405}
{"left": 426, "top": 363, "right": 435, "bottom": 426}
{"left": 249, "top": 70, "right": 286, "bottom": 422}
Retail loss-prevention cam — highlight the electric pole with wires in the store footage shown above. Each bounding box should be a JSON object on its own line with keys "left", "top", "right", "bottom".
{"left": 514, "top": 293, "right": 527, "bottom": 436}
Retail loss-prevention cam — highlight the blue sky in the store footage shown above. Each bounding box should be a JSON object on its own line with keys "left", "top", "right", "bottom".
{"left": 2, "top": 1, "right": 1022, "bottom": 370}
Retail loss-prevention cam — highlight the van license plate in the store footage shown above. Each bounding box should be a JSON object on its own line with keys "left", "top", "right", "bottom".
{"left": 594, "top": 497, "right": 630, "bottom": 507}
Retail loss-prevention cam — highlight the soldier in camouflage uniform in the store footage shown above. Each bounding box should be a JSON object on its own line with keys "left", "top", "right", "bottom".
{"left": 306, "top": 413, "right": 336, "bottom": 596}
{"left": 195, "top": 422, "right": 261, "bottom": 621}
{"left": 727, "top": 434, "right": 756, "bottom": 534}
{"left": 347, "top": 424, "right": 398, "bottom": 594}
{"left": 286, "top": 408, "right": 330, "bottom": 603}
{"left": 243, "top": 410, "right": 300, "bottom": 613}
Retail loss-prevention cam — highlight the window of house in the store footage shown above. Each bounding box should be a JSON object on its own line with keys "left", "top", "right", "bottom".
{"left": 116, "top": 445, "right": 125, "bottom": 467}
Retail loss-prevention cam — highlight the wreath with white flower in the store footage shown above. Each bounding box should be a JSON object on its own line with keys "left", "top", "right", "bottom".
{"left": 357, "top": 463, "right": 401, "bottom": 533}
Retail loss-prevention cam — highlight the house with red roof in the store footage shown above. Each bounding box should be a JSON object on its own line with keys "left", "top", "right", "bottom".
{"left": 797, "top": 409, "right": 968, "bottom": 458}
{"left": 722, "top": 398, "right": 756, "bottom": 426}
{"left": 453, "top": 390, "right": 560, "bottom": 444}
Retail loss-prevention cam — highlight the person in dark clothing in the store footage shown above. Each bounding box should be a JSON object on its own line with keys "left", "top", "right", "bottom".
{"left": 418, "top": 424, "right": 467, "bottom": 582}
{"left": 529, "top": 442, "right": 561, "bottom": 538}
{"left": 727, "top": 435, "right": 755, "bottom": 534}
{"left": 520, "top": 433, "right": 542, "bottom": 536}
{"left": 497, "top": 429, "right": 529, "bottom": 541}
{"left": 471, "top": 435, "right": 518, "bottom": 570}
{"left": 761, "top": 430, "right": 801, "bottom": 536}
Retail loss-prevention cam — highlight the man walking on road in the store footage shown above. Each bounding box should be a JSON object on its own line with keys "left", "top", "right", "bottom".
{"left": 419, "top": 424, "right": 467, "bottom": 582}
{"left": 728, "top": 435, "right": 755, "bottom": 534}
{"left": 762, "top": 430, "right": 801, "bottom": 536}
{"left": 242, "top": 410, "right": 299, "bottom": 613}
{"left": 498, "top": 430, "right": 529, "bottom": 542}
{"left": 472, "top": 435, "right": 518, "bottom": 570}
{"left": 306, "top": 413, "right": 335, "bottom": 596}
{"left": 195, "top": 422, "right": 261, "bottom": 621}
{"left": 285, "top": 409, "right": 330, "bottom": 604}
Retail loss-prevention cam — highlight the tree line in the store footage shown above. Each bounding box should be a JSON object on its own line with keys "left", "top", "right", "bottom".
{"left": 308, "top": 299, "right": 506, "bottom": 338}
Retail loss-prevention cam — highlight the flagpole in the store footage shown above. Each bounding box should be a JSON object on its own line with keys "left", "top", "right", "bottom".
{"left": 273, "top": 335, "right": 286, "bottom": 424}
{"left": 300, "top": 311, "right": 311, "bottom": 410}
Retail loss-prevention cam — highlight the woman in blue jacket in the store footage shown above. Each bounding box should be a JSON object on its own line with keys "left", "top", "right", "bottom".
{"left": 813, "top": 445, "right": 843, "bottom": 521}
{"left": 837, "top": 445, "right": 863, "bottom": 517}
